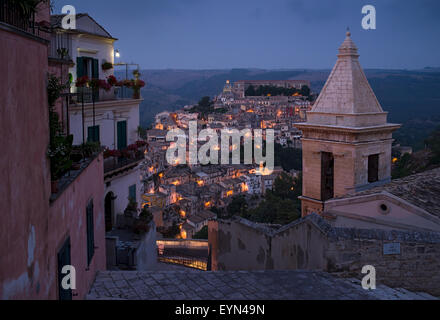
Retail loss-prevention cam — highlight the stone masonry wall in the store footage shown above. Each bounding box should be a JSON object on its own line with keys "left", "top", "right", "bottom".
{"left": 209, "top": 214, "right": 440, "bottom": 296}
{"left": 325, "top": 231, "right": 440, "bottom": 296}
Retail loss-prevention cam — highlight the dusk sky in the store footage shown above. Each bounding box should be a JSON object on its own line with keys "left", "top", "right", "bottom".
{"left": 54, "top": 0, "right": 440, "bottom": 70}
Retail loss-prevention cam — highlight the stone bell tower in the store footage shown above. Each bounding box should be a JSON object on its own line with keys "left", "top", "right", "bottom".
{"left": 295, "top": 31, "right": 400, "bottom": 217}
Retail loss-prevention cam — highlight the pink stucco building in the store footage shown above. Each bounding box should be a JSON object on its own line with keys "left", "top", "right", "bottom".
{"left": 0, "top": 1, "right": 106, "bottom": 300}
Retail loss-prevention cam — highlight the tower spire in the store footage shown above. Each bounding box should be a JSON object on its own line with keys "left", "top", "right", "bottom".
{"left": 294, "top": 32, "right": 401, "bottom": 216}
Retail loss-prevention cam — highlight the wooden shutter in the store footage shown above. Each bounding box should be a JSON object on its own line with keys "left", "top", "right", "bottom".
{"left": 76, "top": 57, "right": 84, "bottom": 78}
{"left": 117, "top": 121, "right": 127, "bottom": 150}
{"left": 87, "top": 126, "right": 100, "bottom": 143}
{"left": 92, "top": 58, "right": 99, "bottom": 79}
{"left": 129, "top": 185, "right": 136, "bottom": 202}
{"left": 87, "top": 126, "right": 94, "bottom": 142}
{"left": 86, "top": 200, "right": 95, "bottom": 266}
{"left": 95, "top": 126, "right": 100, "bottom": 143}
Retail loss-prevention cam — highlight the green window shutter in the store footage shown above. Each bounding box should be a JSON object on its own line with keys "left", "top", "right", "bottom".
{"left": 87, "top": 126, "right": 100, "bottom": 143}
{"left": 86, "top": 200, "right": 95, "bottom": 266}
{"left": 76, "top": 57, "right": 84, "bottom": 78}
{"left": 92, "top": 58, "right": 99, "bottom": 79}
{"left": 129, "top": 185, "right": 136, "bottom": 203}
{"left": 117, "top": 121, "right": 127, "bottom": 150}
{"left": 95, "top": 126, "right": 100, "bottom": 143}
{"left": 87, "top": 126, "right": 93, "bottom": 142}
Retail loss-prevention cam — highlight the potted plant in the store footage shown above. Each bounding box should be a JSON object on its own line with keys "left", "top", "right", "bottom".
{"left": 56, "top": 48, "right": 69, "bottom": 60}
{"left": 80, "top": 141, "right": 101, "bottom": 159}
{"left": 101, "top": 61, "right": 113, "bottom": 71}
{"left": 107, "top": 75, "right": 117, "bottom": 86}
{"left": 47, "top": 134, "right": 73, "bottom": 193}
{"left": 47, "top": 74, "right": 72, "bottom": 193}
{"left": 131, "top": 79, "right": 145, "bottom": 99}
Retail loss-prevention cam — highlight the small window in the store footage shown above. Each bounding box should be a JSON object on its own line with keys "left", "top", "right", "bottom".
{"left": 128, "top": 185, "right": 136, "bottom": 203}
{"left": 321, "top": 152, "right": 334, "bottom": 201}
{"left": 368, "top": 154, "right": 379, "bottom": 183}
{"left": 378, "top": 202, "right": 390, "bottom": 214}
{"left": 86, "top": 200, "right": 95, "bottom": 266}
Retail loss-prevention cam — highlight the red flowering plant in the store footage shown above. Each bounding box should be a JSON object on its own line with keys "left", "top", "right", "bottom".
{"left": 123, "top": 80, "right": 134, "bottom": 88}
{"left": 107, "top": 75, "right": 117, "bottom": 86}
{"left": 121, "top": 149, "right": 132, "bottom": 159}
{"left": 127, "top": 143, "right": 139, "bottom": 152}
{"left": 103, "top": 149, "right": 122, "bottom": 159}
{"left": 135, "top": 140, "right": 147, "bottom": 147}
{"left": 75, "top": 76, "right": 89, "bottom": 87}
{"left": 98, "top": 79, "right": 112, "bottom": 91}
{"left": 88, "top": 78, "right": 100, "bottom": 89}
{"left": 132, "top": 79, "right": 146, "bottom": 89}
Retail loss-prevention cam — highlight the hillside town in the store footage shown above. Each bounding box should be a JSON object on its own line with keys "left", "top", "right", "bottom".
{"left": 142, "top": 78, "right": 313, "bottom": 239}
{"left": 1, "top": 0, "right": 440, "bottom": 302}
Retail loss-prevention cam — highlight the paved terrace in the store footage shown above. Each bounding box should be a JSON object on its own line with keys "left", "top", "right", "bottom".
{"left": 87, "top": 270, "right": 436, "bottom": 300}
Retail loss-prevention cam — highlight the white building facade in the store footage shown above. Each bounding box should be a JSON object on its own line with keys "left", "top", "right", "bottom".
{"left": 51, "top": 14, "right": 144, "bottom": 231}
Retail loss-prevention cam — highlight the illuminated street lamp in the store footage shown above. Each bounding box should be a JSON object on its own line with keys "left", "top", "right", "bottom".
{"left": 114, "top": 49, "right": 120, "bottom": 59}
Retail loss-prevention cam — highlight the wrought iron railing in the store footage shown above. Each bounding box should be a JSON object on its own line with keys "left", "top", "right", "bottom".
{"left": 0, "top": 0, "right": 48, "bottom": 36}
{"left": 75, "top": 86, "right": 135, "bottom": 103}
{"left": 104, "top": 152, "right": 145, "bottom": 174}
{"left": 49, "top": 32, "right": 72, "bottom": 60}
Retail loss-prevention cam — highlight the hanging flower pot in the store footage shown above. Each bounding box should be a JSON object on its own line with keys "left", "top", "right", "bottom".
{"left": 102, "top": 62, "right": 114, "bottom": 71}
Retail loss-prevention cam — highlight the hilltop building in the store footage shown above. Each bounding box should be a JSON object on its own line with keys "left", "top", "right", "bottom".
{"left": 233, "top": 80, "right": 311, "bottom": 98}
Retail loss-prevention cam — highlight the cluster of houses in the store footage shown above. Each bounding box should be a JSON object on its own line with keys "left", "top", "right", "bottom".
{"left": 141, "top": 151, "right": 287, "bottom": 239}
{"left": 139, "top": 78, "right": 312, "bottom": 239}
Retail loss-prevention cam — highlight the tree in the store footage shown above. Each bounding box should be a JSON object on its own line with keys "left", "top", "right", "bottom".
{"left": 300, "top": 85, "right": 311, "bottom": 97}
{"left": 274, "top": 143, "right": 302, "bottom": 171}
{"left": 137, "top": 126, "right": 147, "bottom": 140}
{"left": 425, "top": 127, "right": 440, "bottom": 165}
{"left": 272, "top": 172, "right": 296, "bottom": 200}
{"left": 239, "top": 172, "right": 302, "bottom": 225}
{"left": 226, "top": 195, "right": 248, "bottom": 218}
{"left": 198, "top": 96, "right": 212, "bottom": 108}
{"left": 245, "top": 85, "right": 256, "bottom": 96}
{"left": 193, "top": 226, "right": 208, "bottom": 239}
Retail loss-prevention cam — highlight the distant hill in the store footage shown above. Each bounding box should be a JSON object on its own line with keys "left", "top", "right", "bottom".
{"left": 138, "top": 68, "right": 440, "bottom": 150}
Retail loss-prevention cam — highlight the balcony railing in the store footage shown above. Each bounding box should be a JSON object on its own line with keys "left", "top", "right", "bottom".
{"left": 0, "top": 0, "right": 50, "bottom": 36}
{"left": 104, "top": 151, "right": 145, "bottom": 175}
{"left": 49, "top": 32, "right": 72, "bottom": 60}
{"left": 75, "top": 86, "right": 135, "bottom": 104}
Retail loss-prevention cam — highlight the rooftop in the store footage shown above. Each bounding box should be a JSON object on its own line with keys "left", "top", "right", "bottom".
{"left": 311, "top": 31, "right": 383, "bottom": 115}
{"left": 350, "top": 167, "right": 440, "bottom": 218}
{"left": 87, "top": 270, "right": 436, "bottom": 300}
{"left": 50, "top": 13, "right": 116, "bottom": 40}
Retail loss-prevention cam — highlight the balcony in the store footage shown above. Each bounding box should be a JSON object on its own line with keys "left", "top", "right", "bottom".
{"left": 0, "top": 0, "right": 50, "bottom": 37}
{"left": 104, "top": 143, "right": 147, "bottom": 179}
{"left": 74, "top": 86, "right": 136, "bottom": 104}
{"left": 50, "top": 149, "right": 102, "bottom": 203}
{"left": 49, "top": 32, "right": 72, "bottom": 61}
